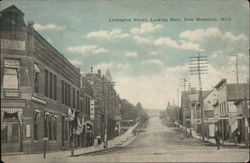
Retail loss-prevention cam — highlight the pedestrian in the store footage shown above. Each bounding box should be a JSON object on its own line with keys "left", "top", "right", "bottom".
{"left": 214, "top": 126, "right": 221, "bottom": 150}
{"left": 237, "top": 131, "right": 241, "bottom": 144}
{"left": 97, "top": 135, "right": 101, "bottom": 144}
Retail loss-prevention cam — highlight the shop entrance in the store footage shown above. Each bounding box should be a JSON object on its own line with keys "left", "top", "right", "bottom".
{"left": 1, "top": 120, "right": 21, "bottom": 153}
{"left": 1, "top": 108, "right": 23, "bottom": 153}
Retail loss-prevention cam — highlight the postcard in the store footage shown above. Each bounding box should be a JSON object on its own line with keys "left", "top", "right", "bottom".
{"left": 1, "top": 0, "right": 249, "bottom": 162}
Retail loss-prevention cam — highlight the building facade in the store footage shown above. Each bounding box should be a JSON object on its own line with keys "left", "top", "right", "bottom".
{"left": 1, "top": 6, "right": 86, "bottom": 153}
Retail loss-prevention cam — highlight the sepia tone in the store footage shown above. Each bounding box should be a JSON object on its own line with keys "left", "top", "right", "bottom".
{"left": 1, "top": 0, "right": 249, "bottom": 162}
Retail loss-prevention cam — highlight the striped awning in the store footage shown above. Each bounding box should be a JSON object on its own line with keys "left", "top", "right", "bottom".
{"left": 231, "top": 120, "right": 238, "bottom": 134}
{"left": 1, "top": 108, "right": 23, "bottom": 125}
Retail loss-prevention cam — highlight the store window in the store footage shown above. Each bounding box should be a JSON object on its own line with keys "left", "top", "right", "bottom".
{"left": 34, "top": 111, "right": 39, "bottom": 141}
{"left": 54, "top": 117, "right": 57, "bottom": 140}
{"left": 12, "top": 123, "right": 19, "bottom": 143}
{"left": 44, "top": 113, "right": 49, "bottom": 138}
{"left": 3, "top": 68, "right": 19, "bottom": 89}
{"left": 1, "top": 125, "right": 8, "bottom": 143}
{"left": 49, "top": 116, "right": 52, "bottom": 140}
{"left": 65, "top": 119, "right": 69, "bottom": 141}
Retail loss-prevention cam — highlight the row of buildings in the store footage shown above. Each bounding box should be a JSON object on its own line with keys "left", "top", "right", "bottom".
{"left": 1, "top": 6, "right": 124, "bottom": 153}
{"left": 166, "top": 79, "right": 249, "bottom": 145}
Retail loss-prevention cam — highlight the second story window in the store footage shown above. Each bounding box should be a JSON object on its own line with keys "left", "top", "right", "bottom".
{"left": 49, "top": 72, "right": 53, "bottom": 99}
{"left": 61, "top": 80, "right": 64, "bottom": 104}
{"left": 34, "top": 64, "right": 40, "bottom": 93}
{"left": 77, "top": 91, "right": 79, "bottom": 110}
{"left": 73, "top": 88, "right": 75, "bottom": 108}
{"left": 44, "top": 70, "right": 48, "bottom": 97}
{"left": 3, "top": 68, "right": 19, "bottom": 89}
{"left": 53, "top": 75, "right": 57, "bottom": 100}
{"left": 3, "top": 59, "right": 20, "bottom": 90}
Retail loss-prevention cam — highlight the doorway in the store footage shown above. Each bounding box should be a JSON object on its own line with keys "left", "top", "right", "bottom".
{"left": 1, "top": 121, "right": 21, "bottom": 153}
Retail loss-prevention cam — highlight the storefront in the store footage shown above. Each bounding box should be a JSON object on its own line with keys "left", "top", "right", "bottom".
{"left": 218, "top": 117, "right": 229, "bottom": 141}
{"left": 1, "top": 108, "right": 23, "bottom": 153}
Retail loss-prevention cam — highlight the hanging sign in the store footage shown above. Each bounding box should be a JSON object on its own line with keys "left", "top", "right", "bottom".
{"left": 90, "top": 100, "right": 95, "bottom": 120}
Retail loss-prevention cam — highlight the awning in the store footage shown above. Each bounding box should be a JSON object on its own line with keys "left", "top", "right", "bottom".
{"left": 231, "top": 120, "right": 238, "bottom": 134}
{"left": 1, "top": 108, "right": 23, "bottom": 125}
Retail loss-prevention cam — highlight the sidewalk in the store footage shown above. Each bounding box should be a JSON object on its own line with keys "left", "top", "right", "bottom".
{"left": 176, "top": 124, "right": 247, "bottom": 148}
{"left": 2, "top": 123, "right": 138, "bottom": 162}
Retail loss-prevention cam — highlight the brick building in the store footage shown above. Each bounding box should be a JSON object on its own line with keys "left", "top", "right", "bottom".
{"left": 85, "top": 69, "right": 121, "bottom": 141}
{"left": 1, "top": 5, "right": 86, "bottom": 153}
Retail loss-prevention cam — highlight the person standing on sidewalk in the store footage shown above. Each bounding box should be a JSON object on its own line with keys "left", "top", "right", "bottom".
{"left": 214, "top": 126, "right": 221, "bottom": 150}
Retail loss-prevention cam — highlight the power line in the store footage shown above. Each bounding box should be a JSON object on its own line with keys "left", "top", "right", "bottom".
{"left": 189, "top": 53, "right": 208, "bottom": 142}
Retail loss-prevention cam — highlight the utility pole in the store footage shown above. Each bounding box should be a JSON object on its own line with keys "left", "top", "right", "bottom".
{"left": 177, "top": 89, "right": 179, "bottom": 107}
{"left": 189, "top": 53, "right": 208, "bottom": 142}
{"left": 179, "top": 78, "right": 189, "bottom": 129}
{"left": 179, "top": 78, "right": 188, "bottom": 92}
{"left": 100, "top": 77, "right": 116, "bottom": 148}
{"left": 236, "top": 55, "right": 239, "bottom": 99}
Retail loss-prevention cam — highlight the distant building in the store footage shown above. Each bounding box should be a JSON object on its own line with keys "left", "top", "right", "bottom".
{"left": 85, "top": 69, "right": 121, "bottom": 141}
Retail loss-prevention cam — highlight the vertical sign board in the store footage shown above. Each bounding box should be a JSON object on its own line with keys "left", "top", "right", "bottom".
{"left": 90, "top": 100, "right": 95, "bottom": 120}
{"left": 208, "top": 124, "right": 215, "bottom": 137}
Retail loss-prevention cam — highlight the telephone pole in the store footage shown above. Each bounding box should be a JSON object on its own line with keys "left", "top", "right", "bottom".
{"left": 179, "top": 78, "right": 189, "bottom": 130}
{"left": 179, "top": 78, "right": 188, "bottom": 92}
{"left": 236, "top": 55, "right": 239, "bottom": 99}
{"left": 100, "top": 77, "right": 116, "bottom": 148}
{"left": 189, "top": 53, "right": 208, "bottom": 142}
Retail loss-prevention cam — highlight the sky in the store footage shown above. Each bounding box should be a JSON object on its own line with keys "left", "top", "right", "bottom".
{"left": 1, "top": 0, "right": 249, "bottom": 110}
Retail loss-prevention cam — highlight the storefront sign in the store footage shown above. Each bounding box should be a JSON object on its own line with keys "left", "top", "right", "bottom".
{"left": 204, "top": 118, "right": 216, "bottom": 123}
{"left": 3, "top": 90, "right": 20, "bottom": 97}
{"left": 31, "top": 96, "right": 47, "bottom": 105}
{"left": 1, "top": 39, "right": 25, "bottom": 51}
{"left": 90, "top": 100, "right": 95, "bottom": 120}
{"left": 4, "top": 58, "right": 20, "bottom": 67}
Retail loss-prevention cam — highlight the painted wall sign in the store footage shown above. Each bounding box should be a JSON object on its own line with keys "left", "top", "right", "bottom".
{"left": 3, "top": 90, "right": 20, "bottom": 97}
{"left": 4, "top": 58, "right": 20, "bottom": 67}
{"left": 1, "top": 39, "right": 25, "bottom": 51}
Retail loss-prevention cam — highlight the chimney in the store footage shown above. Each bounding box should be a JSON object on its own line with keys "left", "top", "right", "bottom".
{"left": 28, "top": 21, "right": 34, "bottom": 29}
{"left": 91, "top": 67, "right": 93, "bottom": 73}
{"left": 98, "top": 69, "right": 101, "bottom": 77}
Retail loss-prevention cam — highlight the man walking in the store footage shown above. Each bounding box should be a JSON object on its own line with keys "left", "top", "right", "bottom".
{"left": 214, "top": 126, "right": 221, "bottom": 150}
